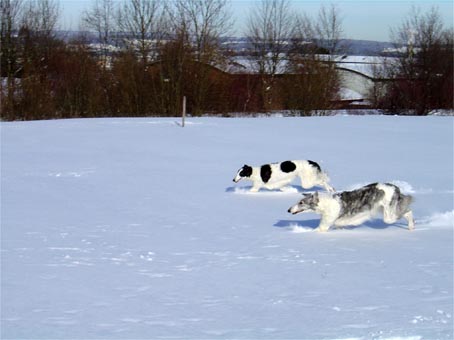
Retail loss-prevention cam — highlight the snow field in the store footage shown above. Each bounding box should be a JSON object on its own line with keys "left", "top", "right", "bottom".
{"left": 1, "top": 116, "right": 453, "bottom": 339}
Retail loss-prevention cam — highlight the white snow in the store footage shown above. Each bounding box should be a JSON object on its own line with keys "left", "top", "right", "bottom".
{"left": 332, "top": 55, "right": 397, "bottom": 78}
{"left": 1, "top": 115, "right": 453, "bottom": 339}
{"left": 339, "top": 87, "right": 364, "bottom": 101}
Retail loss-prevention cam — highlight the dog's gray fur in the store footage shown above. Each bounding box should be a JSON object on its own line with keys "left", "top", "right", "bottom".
{"left": 288, "top": 183, "right": 415, "bottom": 232}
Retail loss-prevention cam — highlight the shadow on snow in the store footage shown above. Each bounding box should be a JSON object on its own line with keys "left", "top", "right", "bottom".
{"left": 273, "top": 219, "right": 409, "bottom": 231}
{"left": 225, "top": 185, "right": 318, "bottom": 194}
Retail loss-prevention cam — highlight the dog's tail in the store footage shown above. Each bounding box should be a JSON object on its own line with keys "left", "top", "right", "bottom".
{"left": 318, "top": 166, "right": 335, "bottom": 193}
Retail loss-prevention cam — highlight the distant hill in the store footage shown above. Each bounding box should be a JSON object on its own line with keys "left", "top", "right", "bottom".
{"left": 222, "top": 37, "right": 396, "bottom": 56}
{"left": 340, "top": 39, "right": 395, "bottom": 56}
{"left": 57, "top": 31, "right": 397, "bottom": 57}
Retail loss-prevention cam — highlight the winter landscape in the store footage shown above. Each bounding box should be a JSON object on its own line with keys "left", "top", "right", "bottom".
{"left": 1, "top": 114, "right": 453, "bottom": 339}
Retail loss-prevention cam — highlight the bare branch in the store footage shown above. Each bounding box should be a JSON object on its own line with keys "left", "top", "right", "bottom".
{"left": 315, "top": 3, "right": 343, "bottom": 56}
{"left": 245, "top": 0, "right": 295, "bottom": 109}
{"left": 117, "top": 0, "right": 166, "bottom": 63}
{"left": 82, "top": 0, "right": 115, "bottom": 45}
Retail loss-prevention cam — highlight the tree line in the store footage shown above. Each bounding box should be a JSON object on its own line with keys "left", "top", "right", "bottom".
{"left": 1, "top": 0, "right": 452, "bottom": 121}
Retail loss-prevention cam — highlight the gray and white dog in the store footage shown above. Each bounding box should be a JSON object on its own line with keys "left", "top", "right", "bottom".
{"left": 233, "top": 160, "right": 334, "bottom": 193}
{"left": 288, "top": 183, "right": 415, "bottom": 232}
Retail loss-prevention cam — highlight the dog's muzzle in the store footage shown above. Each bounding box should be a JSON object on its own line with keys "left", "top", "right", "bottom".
{"left": 288, "top": 206, "right": 299, "bottom": 214}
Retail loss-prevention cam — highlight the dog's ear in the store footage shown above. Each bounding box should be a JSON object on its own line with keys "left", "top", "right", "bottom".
{"left": 240, "top": 165, "right": 253, "bottom": 177}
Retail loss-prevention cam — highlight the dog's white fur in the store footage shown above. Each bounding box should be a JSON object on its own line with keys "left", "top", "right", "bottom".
{"left": 233, "top": 160, "right": 334, "bottom": 193}
{"left": 288, "top": 183, "right": 415, "bottom": 232}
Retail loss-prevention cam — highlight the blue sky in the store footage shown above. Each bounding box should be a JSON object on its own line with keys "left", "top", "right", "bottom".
{"left": 58, "top": 0, "right": 453, "bottom": 42}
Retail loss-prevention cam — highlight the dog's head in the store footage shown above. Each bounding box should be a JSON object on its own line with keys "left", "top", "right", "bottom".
{"left": 233, "top": 165, "right": 253, "bottom": 183}
{"left": 288, "top": 192, "right": 320, "bottom": 214}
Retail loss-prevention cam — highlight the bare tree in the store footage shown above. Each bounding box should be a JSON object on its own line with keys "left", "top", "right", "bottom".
{"left": 246, "top": 0, "right": 295, "bottom": 111}
{"left": 391, "top": 6, "right": 444, "bottom": 57}
{"left": 386, "top": 6, "right": 453, "bottom": 114}
{"left": 172, "top": 0, "right": 232, "bottom": 62}
{"left": 80, "top": 0, "right": 118, "bottom": 116}
{"left": 13, "top": 0, "right": 61, "bottom": 119}
{"left": 316, "top": 3, "right": 344, "bottom": 57}
{"left": 0, "top": 0, "right": 22, "bottom": 119}
{"left": 366, "top": 59, "right": 390, "bottom": 109}
{"left": 285, "top": 11, "right": 340, "bottom": 115}
{"left": 114, "top": 0, "right": 167, "bottom": 116}
{"left": 19, "top": 0, "right": 60, "bottom": 65}
{"left": 117, "top": 0, "right": 165, "bottom": 64}
{"left": 82, "top": 0, "right": 116, "bottom": 65}
{"left": 21, "top": 0, "right": 59, "bottom": 38}
{"left": 164, "top": 0, "right": 233, "bottom": 115}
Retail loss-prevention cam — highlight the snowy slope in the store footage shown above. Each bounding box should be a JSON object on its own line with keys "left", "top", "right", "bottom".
{"left": 1, "top": 116, "right": 453, "bottom": 339}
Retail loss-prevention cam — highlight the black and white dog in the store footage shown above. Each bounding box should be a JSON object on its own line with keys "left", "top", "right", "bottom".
{"left": 288, "top": 183, "right": 415, "bottom": 232}
{"left": 233, "top": 160, "right": 334, "bottom": 193}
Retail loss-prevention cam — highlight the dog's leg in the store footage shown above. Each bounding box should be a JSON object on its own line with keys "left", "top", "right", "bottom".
{"left": 315, "top": 216, "right": 336, "bottom": 232}
{"left": 298, "top": 174, "right": 310, "bottom": 190}
{"left": 383, "top": 205, "right": 415, "bottom": 230}
{"left": 315, "top": 222, "right": 331, "bottom": 232}
{"left": 403, "top": 211, "right": 415, "bottom": 230}
{"left": 383, "top": 205, "right": 398, "bottom": 224}
{"left": 314, "top": 199, "right": 340, "bottom": 232}
{"left": 315, "top": 224, "right": 330, "bottom": 232}
{"left": 250, "top": 185, "right": 260, "bottom": 193}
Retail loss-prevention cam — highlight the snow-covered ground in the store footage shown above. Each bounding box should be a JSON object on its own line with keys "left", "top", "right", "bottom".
{"left": 1, "top": 116, "right": 453, "bottom": 339}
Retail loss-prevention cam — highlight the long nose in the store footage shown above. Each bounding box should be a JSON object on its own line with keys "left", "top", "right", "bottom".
{"left": 287, "top": 208, "right": 292, "bottom": 213}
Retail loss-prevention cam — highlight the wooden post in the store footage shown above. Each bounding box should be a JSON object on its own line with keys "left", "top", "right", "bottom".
{"left": 182, "top": 96, "right": 186, "bottom": 127}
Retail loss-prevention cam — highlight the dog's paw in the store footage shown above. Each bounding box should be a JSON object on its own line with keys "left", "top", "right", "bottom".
{"left": 290, "top": 225, "right": 314, "bottom": 233}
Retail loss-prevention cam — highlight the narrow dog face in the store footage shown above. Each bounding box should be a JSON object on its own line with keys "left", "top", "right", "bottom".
{"left": 233, "top": 165, "right": 253, "bottom": 183}
{"left": 288, "top": 192, "right": 319, "bottom": 214}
